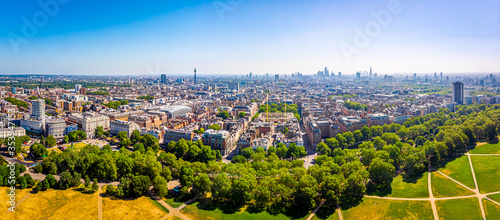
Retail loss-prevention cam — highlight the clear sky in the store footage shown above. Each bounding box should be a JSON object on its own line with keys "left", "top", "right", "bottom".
{"left": 0, "top": 0, "right": 499, "bottom": 76}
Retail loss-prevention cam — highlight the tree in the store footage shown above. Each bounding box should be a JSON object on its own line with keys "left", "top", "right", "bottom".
{"left": 320, "top": 174, "right": 344, "bottom": 206}
{"left": 216, "top": 111, "right": 230, "bottom": 119}
{"left": 208, "top": 124, "right": 221, "bottom": 131}
{"left": 238, "top": 112, "right": 246, "bottom": 118}
{"left": 231, "top": 174, "right": 256, "bottom": 205}
{"left": 231, "top": 155, "right": 246, "bottom": 163}
{"left": 192, "top": 173, "right": 212, "bottom": 197}
{"left": 368, "top": 158, "right": 395, "bottom": 188}
{"left": 45, "top": 174, "right": 57, "bottom": 188}
{"left": 131, "top": 175, "right": 150, "bottom": 196}
{"left": 373, "top": 137, "right": 385, "bottom": 150}
{"left": 326, "top": 138, "right": 339, "bottom": 149}
{"left": 95, "top": 126, "right": 105, "bottom": 138}
{"left": 59, "top": 172, "right": 73, "bottom": 189}
{"left": 286, "top": 143, "right": 307, "bottom": 160}
{"left": 92, "top": 178, "right": 99, "bottom": 193}
{"left": 143, "top": 134, "right": 160, "bottom": 151}
{"left": 130, "top": 130, "right": 142, "bottom": 144}
{"left": 353, "top": 130, "right": 363, "bottom": 143}
{"left": 133, "top": 143, "right": 145, "bottom": 154}
{"left": 34, "top": 180, "right": 42, "bottom": 192}
{"left": 361, "top": 126, "right": 372, "bottom": 140}
{"left": 343, "top": 132, "right": 355, "bottom": 147}
{"left": 153, "top": 176, "right": 169, "bottom": 198}
{"left": 382, "top": 133, "right": 399, "bottom": 145}
{"left": 180, "top": 167, "right": 194, "bottom": 187}
{"left": 30, "top": 143, "right": 48, "bottom": 159}
{"left": 211, "top": 173, "right": 232, "bottom": 202}
{"left": 63, "top": 135, "right": 69, "bottom": 143}
{"left": 276, "top": 143, "right": 288, "bottom": 159}
{"left": 241, "top": 147, "right": 254, "bottom": 160}
{"left": 316, "top": 142, "right": 331, "bottom": 156}
{"left": 85, "top": 175, "right": 91, "bottom": 188}
{"left": 336, "top": 134, "right": 347, "bottom": 149}
{"left": 19, "top": 176, "right": 27, "bottom": 189}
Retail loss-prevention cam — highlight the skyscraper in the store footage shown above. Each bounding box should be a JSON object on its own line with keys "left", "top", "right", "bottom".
{"left": 275, "top": 74, "right": 279, "bottom": 82}
{"left": 370, "top": 67, "right": 372, "bottom": 77}
{"left": 31, "top": 99, "right": 45, "bottom": 118}
{"left": 452, "top": 81, "right": 464, "bottom": 104}
{"left": 75, "top": 84, "right": 82, "bottom": 93}
{"left": 194, "top": 68, "right": 197, "bottom": 84}
{"left": 324, "top": 67, "right": 329, "bottom": 77}
{"left": 160, "top": 74, "right": 167, "bottom": 84}
{"left": 440, "top": 72, "right": 443, "bottom": 81}
{"left": 356, "top": 72, "right": 361, "bottom": 79}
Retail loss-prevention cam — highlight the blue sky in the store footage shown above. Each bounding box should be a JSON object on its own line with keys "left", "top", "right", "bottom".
{"left": 0, "top": 0, "right": 499, "bottom": 76}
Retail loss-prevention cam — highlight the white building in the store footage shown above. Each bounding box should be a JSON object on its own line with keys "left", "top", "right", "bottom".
{"left": 110, "top": 120, "right": 140, "bottom": 136}
{"left": 0, "top": 127, "right": 26, "bottom": 139}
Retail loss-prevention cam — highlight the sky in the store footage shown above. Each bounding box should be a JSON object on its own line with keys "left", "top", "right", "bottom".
{"left": 0, "top": 0, "right": 499, "bottom": 76}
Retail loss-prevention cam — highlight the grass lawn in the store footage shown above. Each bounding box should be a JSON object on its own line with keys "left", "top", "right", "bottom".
{"left": 341, "top": 197, "right": 433, "bottom": 220}
{"left": 7, "top": 188, "right": 98, "bottom": 220}
{"left": 470, "top": 155, "right": 500, "bottom": 193}
{"left": 367, "top": 172, "right": 429, "bottom": 198}
{"left": 180, "top": 202, "right": 293, "bottom": 220}
{"left": 436, "top": 197, "right": 482, "bottom": 220}
{"left": 164, "top": 197, "right": 185, "bottom": 208}
{"left": 488, "top": 193, "right": 500, "bottom": 203}
{"left": 0, "top": 187, "right": 31, "bottom": 218}
{"left": 438, "top": 155, "right": 475, "bottom": 189}
{"left": 166, "top": 216, "right": 182, "bottom": 220}
{"left": 470, "top": 141, "right": 500, "bottom": 154}
{"left": 483, "top": 199, "right": 500, "bottom": 219}
{"left": 102, "top": 196, "right": 168, "bottom": 220}
{"left": 431, "top": 172, "right": 474, "bottom": 198}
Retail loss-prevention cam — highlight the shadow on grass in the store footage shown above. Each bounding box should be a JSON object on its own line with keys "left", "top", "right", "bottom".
{"left": 402, "top": 171, "right": 425, "bottom": 184}
{"left": 195, "top": 197, "right": 242, "bottom": 214}
{"left": 339, "top": 195, "right": 363, "bottom": 210}
{"left": 314, "top": 204, "right": 338, "bottom": 220}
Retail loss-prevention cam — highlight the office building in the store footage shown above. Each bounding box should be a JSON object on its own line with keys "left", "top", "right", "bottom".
{"left": 45, "top": 119, "right": 66, "bottom": 139}
{"left": 75, "top": 84, "right": 82, "bottom": 93}
{"left": 452, "top": 81, "right": 464, "bottom": 104}
{"left": 110, "top": 119, "right": 140, "bottom": 136}
{"left": 194, "top": 68, "right": 197, "bottom": 84}
{"left": 31, "top": 99, "right": 45, "bottom": 118}
{"left": 161, "top": 74, "right": 167, "bottom": 84}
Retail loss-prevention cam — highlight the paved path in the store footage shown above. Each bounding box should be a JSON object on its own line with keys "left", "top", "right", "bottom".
{"left": 306, "top": 199, "right": 325, "bottom": 220}
{"left": 337, "top": 204, "right": 344, "bottom": 220}
{"left": 98, "top": 186, "right": 103, "bottom": 220}
{"left": 147, "top": 188, "right": 191, "bottom": 220}
{"left": 428, "top": 169, "right": 440, "bottom": 220}
{"left": 467, "top": 153, "right": 486, "bottom": 220}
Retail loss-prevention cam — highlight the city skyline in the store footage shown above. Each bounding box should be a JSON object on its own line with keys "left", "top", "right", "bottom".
{"left": 0, "top": 0, "right": 499, "bottom": 75}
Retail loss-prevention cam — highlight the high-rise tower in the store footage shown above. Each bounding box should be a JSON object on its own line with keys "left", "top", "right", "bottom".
{"left": 194, "top": 68, "right": 197, "bottom": 84}
{"left": 370, "top": 67, "right": 372, "bottom": 77}
{"left": 452, "top": 81, "right": 464, "bottom": 104}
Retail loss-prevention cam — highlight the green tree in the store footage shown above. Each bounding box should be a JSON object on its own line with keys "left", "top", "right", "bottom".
{"left": 361, "top": 126, "right": 372, "bottom": 140}
{"left": 211, "top": 173, "right": 232, "bottom": 202}
{"left": 45, "top": 135, "right": 56, "bottom": 147}
{"left": 208, "top": 124, "right": 221, "bottom": 131}
{"left": 153, "top": 176, "right": 169, "bottom": 198}
{"left": 238, "top": 112, "right": 246, "bottom": 118}
{"left": 316, "top": 142, "right": 331, "bottom": 156}
{"left": 368, "top": 158, "right": 395, "bottom": 188}
{"left": 192, "top": 173, "right": 212, "bottom": 197}
{"left": 95, "top": 126, "right": 104, "bottom": 138}
{"left": 63, "top": 135, "right": 69, "bottom": 144}
{"left": 353, "top": 130, "right": 363, "bottom": 143}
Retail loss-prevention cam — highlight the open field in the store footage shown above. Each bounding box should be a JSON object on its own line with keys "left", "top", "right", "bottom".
{"left": 483, "top": 199, "right": 500, "bottom": 219}
{"left": 367, "top": 172, "right": 428, "bottom": 198}
{"left": 438, "top": 155, "right": 475, "bottom": 189}
{"left": 489, "top": 193, "right": 500, "bottom": 203}
{"left": 431, "top": 172, "right": 474, "bottom": 198}
{"left": 102, "top": 196, "right": 168, "bottom": 220}
{"left": 470, "top": 155, "right": 500, "bottom": 193}
{"left": 470, "top": 142, "right": 500, "bottom": 154}
{"left": 435, "top": 197, "right": 482, "bottom": 220}
{"left": 180, "top": 202, "right": 293, "bottom": 220}
{"left": 341, "top": 197, "right": 433, "bottom": 220}
{"left": 0, "top": 188, "right": 98, "bottom": 220}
